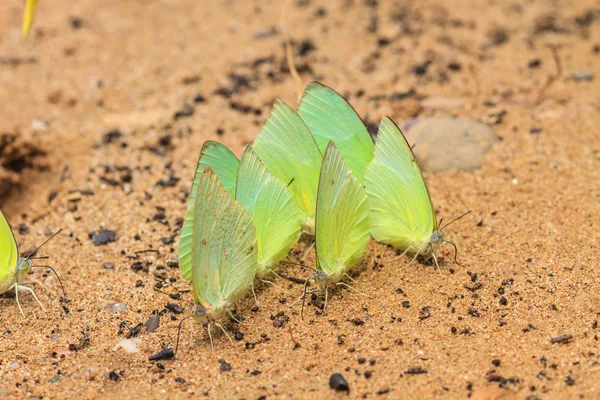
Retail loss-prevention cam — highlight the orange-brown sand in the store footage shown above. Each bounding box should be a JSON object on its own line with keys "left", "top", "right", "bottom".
{"left": 1, "top": 0, "right": 599, "bottom": 398}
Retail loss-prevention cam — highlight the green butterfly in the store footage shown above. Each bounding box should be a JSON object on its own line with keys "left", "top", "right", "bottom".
{"left": 236, "top": 146, "right": 301, "bottom": 277}
{"left": 312, "top": 142, "right": 370, "bottom": 307}
{"left": 0, "top": 209, "right": 63, "bottom": 316}
{"left": 253, "top": 100, "right": 322, "bottom": 235}
{"left": 364, "top": 117, "right": 469, "bottom": 270}
{"left": 190, "top": 166, "right": 258, "bottom": 351}
{"left": 297, "top": 82, "right": 374, "bottom": 181}
{"left": 179, "top": 141, "right": 240, "bottom": 281}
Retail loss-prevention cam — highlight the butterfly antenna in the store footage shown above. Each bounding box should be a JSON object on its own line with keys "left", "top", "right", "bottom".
{"left": 174, "top": 315, "right": 192, "bottom": 357}
{"left": 440, "top": 210, "right": 472, "bottom": 231}
{"left": 30, "top": 265, "right": 66, "bottom": 298}
{"left": 28, "top": 255, "right": 49, "bottom": 260}
{"left": 24, "top": 229, "right": 63, "bottom": 261}
{"left": 280, "top": 260, "right": 317, "bottom": 272}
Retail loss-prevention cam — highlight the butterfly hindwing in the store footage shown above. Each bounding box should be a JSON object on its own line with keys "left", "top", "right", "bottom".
{"left": 179, "top": 141, "right": 240, "bottom": 281}
{"left": 364, "top": 117, "right": 437, "bottom": 251}
{"left": 297, "top": 82, "right": 374, "bottom": 181}
{"left": 316, "top": 142, "right": 370, "bottom": 281}
{"left": 191, "top": 167, "right": 257, "bottom": 309}
{"left": 0, "top": 210, "right": 18, "bottom": 284}
{"left": 236, "top": 147, "right": 301, "bottom": 276}
{"left": 253, "top": 100, "right": 322, "bottom": 235}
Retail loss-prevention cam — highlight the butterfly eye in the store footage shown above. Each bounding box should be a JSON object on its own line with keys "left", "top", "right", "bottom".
{"left": 195, "top": 305, "right": 206, "bottom": 317}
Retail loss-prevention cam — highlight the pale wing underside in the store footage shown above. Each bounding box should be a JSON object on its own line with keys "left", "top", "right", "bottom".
{"left": 0, "top": 210, "right": 18, "bottom": 283}
{"left": 179, "top": 141, "right": 240, "bottom": 281}
{"left": 364, "top": 117, "right": 436, "bottom": 251}
{"left": 253, "top": 100, "right": 322, "bottom": 234}
{"left": 316, "top": 142, "right": 370, "bottom": 280}
{"left": 191, "top": 167, "right": 257, "bottom": 309}
{"left": 236, "top": 147, "right": 300, "bottom": 275}
{"left": 297, "top": 82, "right": 374, "bottom": 181}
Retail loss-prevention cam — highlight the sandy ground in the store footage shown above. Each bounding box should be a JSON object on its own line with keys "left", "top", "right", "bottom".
{"left": 0, "top": 0, "right": 599, "bottom": 398}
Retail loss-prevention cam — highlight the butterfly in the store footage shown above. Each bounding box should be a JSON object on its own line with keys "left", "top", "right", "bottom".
{"left": 22, "top": 0, "right": 39, "bottom": 37}
{"left": 188, "top": 166, "right": 258, "bottom": 352}
{"left": 253, "top": 100, "right": 322, "bottom": 235}
{"left": 0, "top": 209, "right": 64, "bottom": 316}
{"left": 364, "top": 117, "right": 470, "bottom": 271}
{"left": 179, "top": 141, "right": 240, "bottom": 281}
{"left": 297, "top": 82, "right": 374, "bottom": 181}
{"left": 236, "top": 146, "right": 300, "bottom": 278}
{"left": 311, "top": 141, "right": 370, "bottom": 310}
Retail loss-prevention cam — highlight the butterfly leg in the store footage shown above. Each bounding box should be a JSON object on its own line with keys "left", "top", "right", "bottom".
{"left": 10, "top": 283, "right": 26, "bottom": 318}
{"left": 22, "top": 280, "right": 55, "bottom": 296}
{"left": 382, "top": 246, "right": 412, "bottom": 263}
{"left": 300, "top": 242, "right": 315, "bottom": 261}
{"left": 207, "top": 323, "right": 214, "bottom": 354}
{"left": 189, "top": 318, "right": 194, "bottom": 348}
{"left": 259, "top": 278, "right": 290, "bottom": 295}
{"left": 407, "top": 247, "right": 420, "bottom": 267}
{"left": 17, "top": 285, "right": 46, "bottom": 312}
{"left": 216, "top": 322, "right": 234, "bottom": 345}
{"left": 323, "top": 287, "right": 329, "bottom": 314}
{"left": 336, "top": 281, "right": 369, "bottom": 298}
{"left": 429, "top": 244, "right": 441, "bottom": 273}
{"left": 228, "top": 310, "right": 241, "bottom": 323}
{"left": 251, "top": 281, "right": 259, "bottom": 306}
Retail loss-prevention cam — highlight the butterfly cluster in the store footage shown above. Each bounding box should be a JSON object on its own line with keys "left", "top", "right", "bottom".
{"left": 178, "top": 82, "right": 465, "bottom": 348}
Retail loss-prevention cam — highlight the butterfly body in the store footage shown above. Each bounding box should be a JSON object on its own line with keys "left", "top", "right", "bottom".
{"left": 0, "top": 258, "right": 32, "bottom": 294}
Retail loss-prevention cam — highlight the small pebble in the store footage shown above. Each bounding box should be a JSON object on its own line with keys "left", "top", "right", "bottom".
{"left": 329, "top": 373, "right": 350, "bottom": 392}
{"left": 572, "top": 70, "right": 593, "bottom": 81}
{"left": 103, "top": 303, "right": 127, "bottom": 314}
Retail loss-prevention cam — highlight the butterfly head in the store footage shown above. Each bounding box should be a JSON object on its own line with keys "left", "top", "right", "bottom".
{"left": 16, "top": 258, "right": 32, "bottom": 273}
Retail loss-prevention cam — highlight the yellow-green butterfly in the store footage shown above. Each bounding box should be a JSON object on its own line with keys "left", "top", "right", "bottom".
{"left": 297, "top": 82, "right": 374, "bottom": 181}
{"left": 253, "top": 100, "right": 322, "bottom": 235}
{"left": 190, "top": 166, "right": 257, "bottom": 352}
{"left": 364, "top": 117, "right": 470, "bottom": 270}
{"left": 22, "top": 0, "right": 38, "bottom": 37}
{"left": 0, "top": 209, "right": 64, "bottom": 316}
{"left": 236, "top": 146, "right": 300, "bottom": 277}
{"left": 312, "top": 142, "right": 370, "bottom": 308}
{"left": 179, "top": 141, "right": 240, "bottom": 281}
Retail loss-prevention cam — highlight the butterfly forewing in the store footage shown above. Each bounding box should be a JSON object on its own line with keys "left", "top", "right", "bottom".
{"left": 0, "top": 210, "right": 18, "bottom": 283}
{"left": 364, "top": 117, "right": 437, "bottom": 250}
{"left": 316, "top": 142, "right": 370, "bottom": 280}
{"left": 297, "top": 82, "right": 374, "bottom": 181}
{"left": 253, "top": 100, "right": 322, "bottom": 235}
{"left": 179, "top": 141, "right": 240, "bottom": 281}
{"left": 191, "top": 167, "right": 257, "bottom": 310}
{"left": 236, "top": 146, "right": 300, "bottom": 275}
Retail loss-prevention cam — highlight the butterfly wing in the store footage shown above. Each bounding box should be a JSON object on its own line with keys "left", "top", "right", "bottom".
{"left": 297, "top": 82, "right": 374, "bottom": 181}
{"left": 179, "top": 141, "right": 240, "bottom": 281}
{"left": 364, "top": 117, "right": 437, "bottom": 251}
{"left": 22, "top": 0, "right": 38, "bottom": 37}
{"left": 191, "top": 167, "right": 257, "bottom": 310}
{"left": 0, "top": 210, "right": 18, "bottom": 284}
{"left": 315, "top": 142, "right": 370, "bottom": 281}
{"left": 253, "top": 100, "right": 322, "bottom": 235}
{"left": 236, "top": 147, "right": 301, "bottom": 276}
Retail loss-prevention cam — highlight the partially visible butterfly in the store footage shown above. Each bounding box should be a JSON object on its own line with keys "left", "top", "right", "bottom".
{"left": 310, "top": 142, "right": 370, "bottom": 310}
{"left": 297, "top": 82, "right": 374, "bottom": 181}
{"left": 0, "top": 209, "right": 65, "bottom": 316}
{"left": 253, "top": 100, "right": 322, "bottom": 235}
{"left": 22, "top": 0, "right": 39, "bottom": 37}
{"left": 187, "top": 166, "right": 258, "bottom": 352}
{"left": 179, "top": 141, "right": 240, "bottom": 281}
{"left": 236, "top": 146, "right": 300, "bottom": 278}
{"left": 364, "top": 117, "right": 470, "bottom": 270}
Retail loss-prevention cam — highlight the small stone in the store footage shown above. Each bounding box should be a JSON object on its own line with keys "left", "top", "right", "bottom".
{"left": 329, "top": 373, "right": 350, "bottom": 392}
{"left": 103, "top": 303, "right": 127, "bottom": 314}
{"left": 148, "top": 348, "right": 174, "bottom": 361}
{"left": 66, "top": 192, "right": 82, "bottom": 202}
{"left": 219, "top": 359, "right": 232, "bottom": 372}
{"left": 572, "top": 70, "right": 593, "bottom": 81}
{"left": 402, "top": 118, "right": 501, "bottom": 173}
{"left": 108, "top": 371, "right": 119, "bottom": 381}
{"left": 84, "top": 366, "right": 99, "bottom": 381}
{"left": 89, "top": 230, "right": 116, "bottom": 246}
{"left": 380, "top": 340, "right": 389, "bottom": 350}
